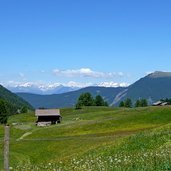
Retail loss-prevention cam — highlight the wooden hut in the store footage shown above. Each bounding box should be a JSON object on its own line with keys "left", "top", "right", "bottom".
{"left": 35, "top": 109, "right": 62, "bottom": 126}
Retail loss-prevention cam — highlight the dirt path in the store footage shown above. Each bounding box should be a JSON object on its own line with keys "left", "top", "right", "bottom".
{"left": 17, "top": 132, "right": 32, "bottom": 141}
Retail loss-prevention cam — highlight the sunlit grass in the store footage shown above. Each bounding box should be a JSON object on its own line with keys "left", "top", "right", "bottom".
{"left": 0, "top": 106, "right": 171, "bottom": 170}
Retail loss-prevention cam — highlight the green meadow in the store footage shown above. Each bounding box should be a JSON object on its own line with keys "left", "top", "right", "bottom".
{"left": 0, "top": 106, "right": 171, "bottom": 170}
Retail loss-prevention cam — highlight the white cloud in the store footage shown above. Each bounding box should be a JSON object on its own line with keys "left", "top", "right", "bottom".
{"left": 96, "top": 82, "right": 129, "bottom": 87}
{"left": 53, "top": 68, "right": 125, "bottom": 78}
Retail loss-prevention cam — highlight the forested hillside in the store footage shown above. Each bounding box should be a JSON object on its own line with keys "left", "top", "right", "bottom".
{"left": 0, "top": 85, "right": 33, "bottom": 114}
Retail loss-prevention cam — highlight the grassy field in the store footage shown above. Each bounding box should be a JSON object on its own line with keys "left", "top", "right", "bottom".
{"left": 0, "top": 106, "right": 171, "bottom": 170}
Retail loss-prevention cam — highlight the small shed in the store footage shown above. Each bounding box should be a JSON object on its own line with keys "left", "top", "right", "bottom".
{"left": 153, "top": 101, "right": 163, "bottom": 106}
{"left": 152, "top": 101, "right": 168, "bottom": 106}
{"left": 35, "top": 109, "right": 62, "bottom": 126}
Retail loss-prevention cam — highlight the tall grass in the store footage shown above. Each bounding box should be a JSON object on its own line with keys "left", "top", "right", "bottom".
{"left": 12, "top": 125, "right": 171, "bottom": 171}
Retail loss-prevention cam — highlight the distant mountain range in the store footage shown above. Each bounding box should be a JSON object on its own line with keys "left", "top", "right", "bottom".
{"left": 7, "top": 84, "right": 80, "bottom": 95}
{"left": 6, "top": 82, "right": 128, "bottom": 95}
{"left": 16, "top": 71, "right": 171, "bottom": 109}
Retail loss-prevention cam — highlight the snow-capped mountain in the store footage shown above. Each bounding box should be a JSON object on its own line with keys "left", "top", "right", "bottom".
{"left": 5, "top": 81, "right": 129, "bottom": 95}
{"left": 6, "top": 83, "right": 80, "bottom": 95}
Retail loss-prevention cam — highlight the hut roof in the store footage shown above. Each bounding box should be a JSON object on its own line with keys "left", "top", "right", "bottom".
{"left": 153, "top": 101, "right": 162, "bottom": 106}
{"left": 35, "top": 109, "right": 60, "bottom": 116}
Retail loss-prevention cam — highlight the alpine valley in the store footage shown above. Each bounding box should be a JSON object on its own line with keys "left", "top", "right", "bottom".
{"left": 14, "top": 71, "right": 171, "bottom": 109}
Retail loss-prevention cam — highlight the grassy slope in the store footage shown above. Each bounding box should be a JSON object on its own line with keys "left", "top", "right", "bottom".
{"left": 0, "top": 106, "right": 171, "bottom": 170}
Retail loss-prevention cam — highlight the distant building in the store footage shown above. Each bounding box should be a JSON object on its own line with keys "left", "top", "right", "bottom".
{"left": 152, "top": 101, "right": 168, "bottom": 106}
{"left": 153, "top": 101, "right": 162, "bottom": 106}
{"left": 161, "top": 102, "right": 168, "bottom": 106}
{"left": 35, "top": 109, "right": 62, "bottom": 126}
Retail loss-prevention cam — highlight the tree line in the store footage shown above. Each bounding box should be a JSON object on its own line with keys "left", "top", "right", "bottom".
{"left": 119, "top": 98, "right": 148, "bottom": 108}
{"left": 0, "top": 98, "right": 28, "bottom": 124}
{"left": 75, "top": 92, "right": 108, "bottom": 109}
{"left": 75, "top": 93, "right": 149, "bottom": 109}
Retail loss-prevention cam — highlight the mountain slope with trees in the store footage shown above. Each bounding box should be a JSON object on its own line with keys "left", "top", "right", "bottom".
{"left": 119, "top": 71, "right": 171, "bottom": 104}
{"left": 0, "top": 84, "right": 33, "bottom": 114}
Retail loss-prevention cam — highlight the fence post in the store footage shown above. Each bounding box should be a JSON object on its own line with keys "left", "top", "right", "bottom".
{"left": 4, "top": 125, "right": 9, "bottom": 171}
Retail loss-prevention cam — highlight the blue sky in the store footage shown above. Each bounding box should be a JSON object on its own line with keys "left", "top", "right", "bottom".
{"left": 0, "top": 0, "right": 171, "bottom": 88}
